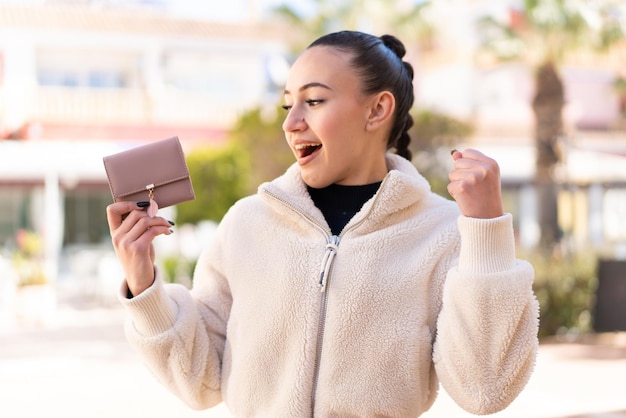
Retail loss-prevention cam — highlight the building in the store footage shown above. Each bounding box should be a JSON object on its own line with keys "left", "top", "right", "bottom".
{"left": 1, "top": 1, "right": 626, "bottom": 303}
{"left": 0, "top": 2, "right": 289, "bottom": 295}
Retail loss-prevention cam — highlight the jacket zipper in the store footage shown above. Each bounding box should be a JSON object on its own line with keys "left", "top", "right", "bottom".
{"left": 262, "top": 180, "right": 386, "bottom": 417}
{"left": 309, "top": 233, "right": 339, "bottom": 416}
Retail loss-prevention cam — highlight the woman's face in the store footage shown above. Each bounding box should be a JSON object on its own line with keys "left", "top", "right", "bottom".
{"left": 282, "top": 46, "right": 388, "bottom": 188}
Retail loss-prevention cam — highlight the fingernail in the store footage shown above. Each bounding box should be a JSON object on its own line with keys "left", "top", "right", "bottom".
{"left": 450, "top": 149, "right": 458, "bottom": 156}
{"left": 168, "top": 228, "right": 174, "bottom": 234}
{"left": 137, "top": 201, "right": 150, "bottom": 208}
{"left": 168, "top": 220, "right": 176, "bottom": 226}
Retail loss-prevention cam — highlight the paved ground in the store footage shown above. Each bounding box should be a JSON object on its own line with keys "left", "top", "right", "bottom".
{"left": 1, "top": 303, "right": 625, "bottom": 418}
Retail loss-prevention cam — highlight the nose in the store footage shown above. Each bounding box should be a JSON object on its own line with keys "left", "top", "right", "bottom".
{"left": 282, "top": 108, "right": 306, "bottom": 133}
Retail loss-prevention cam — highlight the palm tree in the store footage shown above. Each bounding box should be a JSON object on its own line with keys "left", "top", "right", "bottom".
{"left": 271, "top": 0, "right": 434, "bottom": 52}
{"left": 476, "top": 0, "right": 625, "bottom": 251}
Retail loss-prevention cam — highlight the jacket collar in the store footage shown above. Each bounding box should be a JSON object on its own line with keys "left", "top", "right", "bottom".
{"left": 259, "top": 153, "right": 432, "bottom": 234}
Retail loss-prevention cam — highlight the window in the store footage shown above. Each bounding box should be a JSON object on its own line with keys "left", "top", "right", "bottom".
{"left": 0, "top": 188, "right": 35, "bottom": 250}
{"left": 36, "top": 48, "right": 140, "bottom": 89}
{"left": 63, "top": 189, "right": 112, "bottom": 246}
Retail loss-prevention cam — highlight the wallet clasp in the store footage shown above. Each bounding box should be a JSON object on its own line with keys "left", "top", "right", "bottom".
{"left": 145, "top": 183, "right": 158, "bottom": 217}
{"left": 146, "top": 183, "right": 155, "bottom": 199}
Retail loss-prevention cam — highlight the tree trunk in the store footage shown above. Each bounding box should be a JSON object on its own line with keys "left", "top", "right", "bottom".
{"left": 531, "top": 62, "right": 564, "bottom": 251}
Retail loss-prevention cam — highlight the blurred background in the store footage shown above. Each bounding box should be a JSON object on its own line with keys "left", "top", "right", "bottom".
{"left": 0, "top": 0, "right": 625, "bottom": 417}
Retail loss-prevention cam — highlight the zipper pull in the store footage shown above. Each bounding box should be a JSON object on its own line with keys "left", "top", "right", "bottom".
{"left": 318, "top": 235, "right": 340, "bottom": 292}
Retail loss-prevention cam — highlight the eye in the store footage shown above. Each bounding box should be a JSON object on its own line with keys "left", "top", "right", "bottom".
{"left": 281, "top": 104, "right": 292, "bottom": 111}
{"left": 306, "top": 99, "right": 324, "bottom": 107}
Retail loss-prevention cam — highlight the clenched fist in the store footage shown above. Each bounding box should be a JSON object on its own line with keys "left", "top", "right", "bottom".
{"left": 448, "top": 149, "right": 504, "bottom": 219}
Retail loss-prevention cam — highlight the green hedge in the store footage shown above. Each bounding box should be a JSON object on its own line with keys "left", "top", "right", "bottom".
{"left": 175, "top": 143, "right": 251, "bottom": 225}
{"left": 524, "top": 251, "right": 598, "bottom": 339}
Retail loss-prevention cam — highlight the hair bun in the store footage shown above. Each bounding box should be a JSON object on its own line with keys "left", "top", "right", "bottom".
{"left": 380, "top": 34, "right": 406, "bottom": 59}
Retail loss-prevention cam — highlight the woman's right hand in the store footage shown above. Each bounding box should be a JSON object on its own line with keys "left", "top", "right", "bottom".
{"left": 106, "top": 201, "right": 174, "bottom": 296}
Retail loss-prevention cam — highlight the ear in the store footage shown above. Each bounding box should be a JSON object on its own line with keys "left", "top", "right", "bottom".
{"left": 365, "top": 91, "right": 395, "bottom": 132}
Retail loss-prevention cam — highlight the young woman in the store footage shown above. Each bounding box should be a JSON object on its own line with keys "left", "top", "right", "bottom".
{"left": 106, "top": 31, "right": 538, "bottom": 417}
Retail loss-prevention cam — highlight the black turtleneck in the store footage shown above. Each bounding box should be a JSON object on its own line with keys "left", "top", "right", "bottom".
{"left": 307, "top": 182, "right": 382, "bottom": 235}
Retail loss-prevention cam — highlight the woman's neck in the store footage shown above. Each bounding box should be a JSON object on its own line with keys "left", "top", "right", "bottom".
{"left": 307, "top": 182, "right": 382, "bottom": 235}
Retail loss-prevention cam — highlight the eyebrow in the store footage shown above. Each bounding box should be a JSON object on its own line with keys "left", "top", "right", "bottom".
{"left": 283, "top": 82, "right": 332, "bottom": 95}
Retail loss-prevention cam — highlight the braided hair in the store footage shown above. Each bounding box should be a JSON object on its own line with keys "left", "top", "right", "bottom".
{"left": 309, "top": 31, "right": 414, "bottom": 161}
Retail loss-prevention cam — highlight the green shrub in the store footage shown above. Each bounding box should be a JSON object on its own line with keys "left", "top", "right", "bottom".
{"left": 228, "top": 105, "right": 295, "bottom": 191}
{"left": 176, "top": 143, "right": 251, "bottom": 225}
{"left": 524, "top": 251, "right": 598, "bottom": 339}
{"left": 160, "top": 255, "right": 197, "bottom": 286}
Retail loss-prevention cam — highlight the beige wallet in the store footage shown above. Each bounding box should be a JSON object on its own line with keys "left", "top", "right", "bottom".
{"left": 103, "top": 136, "right": 195, "bottom": 210}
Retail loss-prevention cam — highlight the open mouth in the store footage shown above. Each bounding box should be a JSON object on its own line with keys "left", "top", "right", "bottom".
{"left": 295, "top": 144, "right": 322, "bottom": 159}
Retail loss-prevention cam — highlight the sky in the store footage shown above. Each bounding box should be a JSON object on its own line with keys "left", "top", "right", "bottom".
{"left": 164, "top": 0, "right": 314, "bottom": 22}
{"left": 0, "top": 0, "right": 315, "bottom": 22}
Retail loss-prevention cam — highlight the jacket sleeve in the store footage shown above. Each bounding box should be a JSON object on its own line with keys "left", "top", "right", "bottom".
{"left": 117, "top": 236, "right": 231, "bottom": 411}
{"left": 433, "top": 213, "right": 539, "bottom": 415}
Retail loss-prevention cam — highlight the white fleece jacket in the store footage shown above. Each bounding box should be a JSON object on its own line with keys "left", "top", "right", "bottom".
{"left": 119, "top": 153, "right": 539, "bottom": 417}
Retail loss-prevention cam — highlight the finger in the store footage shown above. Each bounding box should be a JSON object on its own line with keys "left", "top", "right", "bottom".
{"left": 451, "top": 151, "right": 499, "bottom": 175}
{"left": 447, "top": 182, "right": 457, "bottom": 200}
{"left": 106, "top": 201, "right": 150, "bottom": 231}
{"left": 112, "top": 206, "right": 173, "bottom": 245}
{"left": 454, "top": 148, "right": 492, "bottom": 164}
{"left": 451, "top": 150, "right": 490, "bottom": 172}
{"left": 111, "top": 219, "right": 172, "bottom": 261}
{"left": 125, "top": 215, "right": 174, "bottom": 242}
{"left": 449, "top": 163, "right": 495, "bottom": 186}
{"left": 449, "top": 160, "right": 487, "bottom": 179}
{"left": 447, "top": 174, "right": 476, "bottom": 195}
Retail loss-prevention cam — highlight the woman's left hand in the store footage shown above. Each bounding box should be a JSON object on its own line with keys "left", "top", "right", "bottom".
{"left": 448, "top": 149, "right": 504, "bottom": 219}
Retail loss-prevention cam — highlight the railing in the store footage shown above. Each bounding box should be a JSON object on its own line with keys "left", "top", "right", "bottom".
{"left": 7, "top": 87, "right": 240, "bottom": 129}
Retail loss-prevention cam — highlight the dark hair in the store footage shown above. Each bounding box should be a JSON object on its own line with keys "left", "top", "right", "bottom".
{"left": 309, "top": 31, "right": 414, "bottom": 161}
